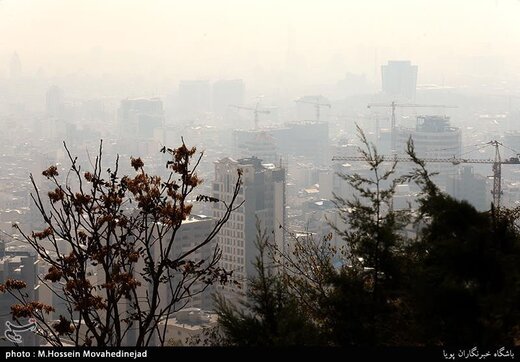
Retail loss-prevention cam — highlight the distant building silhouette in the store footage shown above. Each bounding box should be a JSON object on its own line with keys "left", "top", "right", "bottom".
{"left": 118, "top": 97, "right": 164, "bottom": 139}
{"left": 504, "top": 130, "right": 520, "bottom": 152}
{"left": 447, "top": 166, "right": 489, "bottom": 211}
{"left": 164, "top": 215, "right": 217, "bottom": 311}
{"left": 381, "top": 60, "right": 417, "bottom": 100}
{"left": 396, "top": 115, "right": 461, "bottom": 188}
{"left": 273, "top": 121, "right": 329, "bottom": 165}
{"left": 0, "top": 243, "right": 39, "bottom": 346}
{"left": 233, "top": 130, "right": 277, "bottom": 163}
{"left": 233, "top": 121, "right": 329, "bottom": 166}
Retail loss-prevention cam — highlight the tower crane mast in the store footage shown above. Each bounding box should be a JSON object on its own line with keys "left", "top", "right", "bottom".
{"left": 332, "top": 140, "right": 519, "bottom": 209}
{"left": 295, "top": 96, "right": 331, "bottom": 122}
{"left": 367, "top": 101, "right": 458, "bottom": 153}
{"left": 230, "top": 103, "right": 270, "bottom": 129}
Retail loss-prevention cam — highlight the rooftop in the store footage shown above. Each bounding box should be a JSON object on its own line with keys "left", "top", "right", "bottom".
{"left": 416, "top": 115, "right": 458, "bottom": 133}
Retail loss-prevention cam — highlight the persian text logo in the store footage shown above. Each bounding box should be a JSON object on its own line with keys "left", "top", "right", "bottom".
{"left": 4, "top": 318, "right": 37, "bottom": 343}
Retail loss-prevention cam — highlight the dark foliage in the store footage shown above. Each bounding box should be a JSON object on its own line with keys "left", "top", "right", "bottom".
{"left": 212, "top": 221, "right": 322, "bottom": 346}
{"left": 215, "top": 129, "right": 520, "bottom": 347}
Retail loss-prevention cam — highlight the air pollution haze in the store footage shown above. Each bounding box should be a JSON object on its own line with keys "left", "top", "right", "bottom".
{"left": 0, "top": 0, "right": 519, "bottom": 94}
{"left": 2, "top": 0, "right": 520, "bottom": 353}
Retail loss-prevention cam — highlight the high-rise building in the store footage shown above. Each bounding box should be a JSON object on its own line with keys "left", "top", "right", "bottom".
{"left": 447, "top": 166, "right": 489, "bottom": 211}
{"left": 233, "top": 121, "right": 329, "bottom": 166}
{"left": 273, "top": 121, "right": 330, "bottom": 165}
{"left": 233, "top": 130, "right": 277, "bottom": 163}
{"left": 212, "top": 157, "right": 285, "bottom": 304}
{"left": 396, "top": 115, "right": 462, "bottom": 188}
{"left": 118, "top": 98, "right": 164, "bottom": 139}
{"left": 504, "top": 131, "right": 520, "bottom": 153}
{"left": 0, "top": 243, "right": 39, "bottom": 346}
{"left": 164, "top": 215, "right": 217, "bottom": 311}
{"left": 212, "top": 79, "right": 245, "bottom": 115}
{"left": 381, "top": 60, "right": 418, "bottom": 100}
{"left": 502, "top": 130, "right": 520, "bottom": 184}
{"left": 107, "top": 214, "right": 217, "bottom": 346}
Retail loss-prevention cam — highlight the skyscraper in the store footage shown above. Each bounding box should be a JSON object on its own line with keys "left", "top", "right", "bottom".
{"left": 233, "top": 121, "right": 330, "bottom": 166}
{"left": 103, "top": 214, "right": 217, "bottom": 346}
{"left": 381, "top": 60, "right": 418, "bottom": 100}
{"left": 212, "top": 156, "right": 285, "bottom": 304}
{"left": 118, "top": 97, "right": 165, "bottom": 139}
{"left": 0, "top": 244, "right": 39, "bottom": 346}
{"left": 447, "top": 166, "right": 489, "bottom": 211}
{"left": 164, "top": 214, "right": 217, "bottom": 311}
{"left": 396, "top": 115, "right": 461, "bottom": 187}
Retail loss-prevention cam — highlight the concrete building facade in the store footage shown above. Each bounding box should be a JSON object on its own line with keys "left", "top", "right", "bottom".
{"left": 447, "top": 166, "right": 489, "bottom": 211}
{"left": 381, "top": 60, "right": 418, "bottom": 100}
{"left": 118, "top": 98, "right": 164, "bottom": 140}
{"left": 212, "top": 156, "right": 285, "bottom": 304}
{"left": 396, "top": 115, "right": 462, "bottom": 188}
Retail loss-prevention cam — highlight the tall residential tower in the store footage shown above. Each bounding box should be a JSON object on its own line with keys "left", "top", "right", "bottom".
{"left": 212, "top": 157, "right": 285, "bottom": 304}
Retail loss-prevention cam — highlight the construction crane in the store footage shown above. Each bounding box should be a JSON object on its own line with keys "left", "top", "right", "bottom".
{"left": 230, "top": 102, "right": 270, "bottom": 130}
{"left": 332, "top": 140, "right": 520, "bottom": 209}
{"left": 367, "top": 101, "right": 458, "bottom": 153}
{"left": 295, "top": 96, "right": 331, "bottom": 122}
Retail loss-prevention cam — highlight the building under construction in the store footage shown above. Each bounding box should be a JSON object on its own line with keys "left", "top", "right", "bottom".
{"left": 396, "top": 115, "right": 462, "bottom": 187}
{"left": 233, "top": 121, "right": 329, "bottom": 166}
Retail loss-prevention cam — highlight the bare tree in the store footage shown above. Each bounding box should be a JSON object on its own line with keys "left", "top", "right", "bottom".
{"left": 0, "top": 141, "right": 242, "bottom": 346}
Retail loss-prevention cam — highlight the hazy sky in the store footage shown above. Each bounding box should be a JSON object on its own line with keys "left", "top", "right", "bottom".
{"left": 1, "top": 0, "right": 520, "bottom": 86}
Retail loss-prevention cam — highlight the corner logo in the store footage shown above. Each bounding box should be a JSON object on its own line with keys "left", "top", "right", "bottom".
{"left": 4, "top": 318, "right": 37, "bottom": 343}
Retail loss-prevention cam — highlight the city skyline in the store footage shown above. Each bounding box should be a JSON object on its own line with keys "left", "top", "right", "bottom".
{"left": 0, "top": 1, "right": 519, "bottom": 91}
{"left": 1, "top": 1, "right": 520, "bottom": 351}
